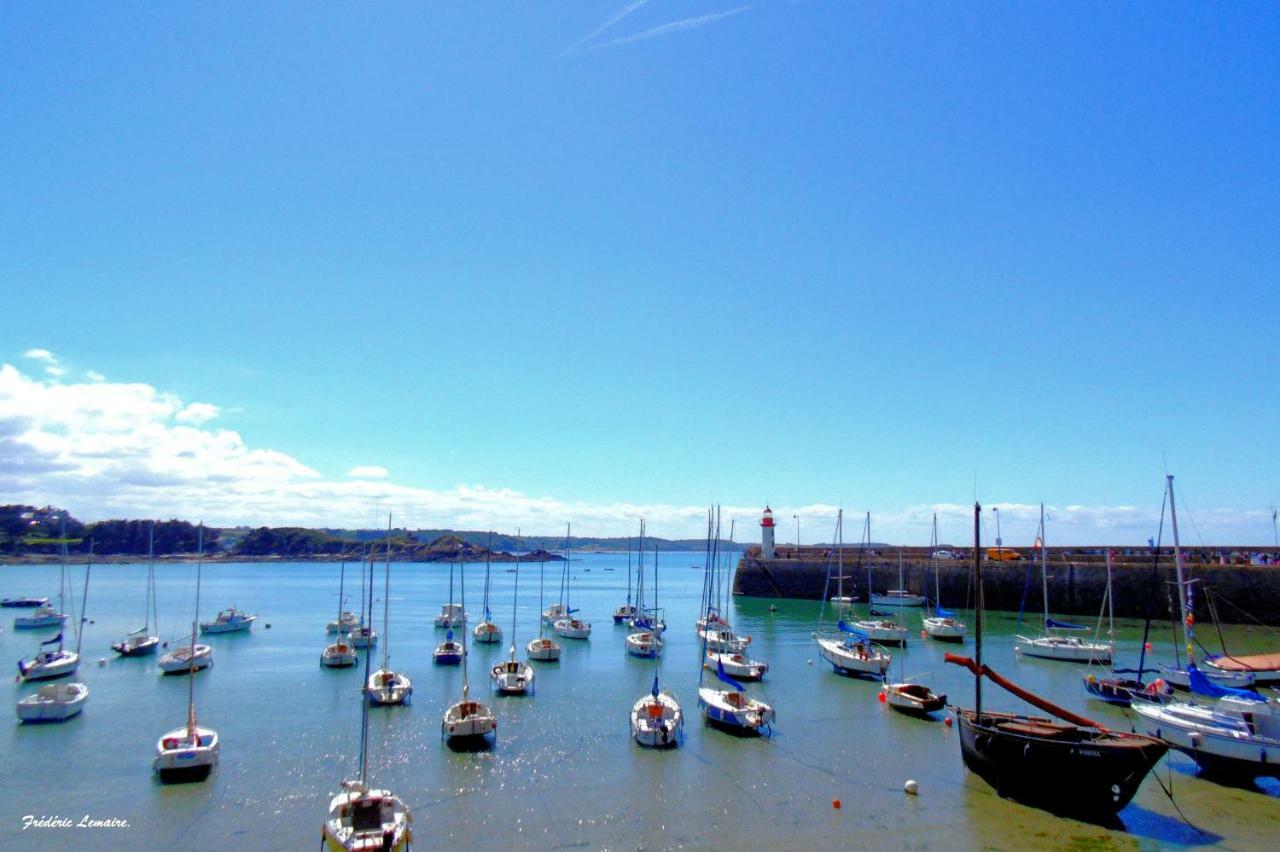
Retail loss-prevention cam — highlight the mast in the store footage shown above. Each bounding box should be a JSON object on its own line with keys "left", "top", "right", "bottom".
{"left": 1105, "top": 548, "right": 1115, "bottom": 645}
{"left": 381, "top": 514, "right": 392, "bottom": 672}
{"left": 864, "top": 512, "right": 873, "bottom": 605}
{"left": 511, "top": 532, "right": 520, "bottom": 658}
{"left": 637, "top": 520, "right": 645, "bottom": 614}
{"left": 484, "top": 531, "right": 494, "bottom": 623}
{"left": 460, "top": 555, "right": 470, "bottom": 699}
{"left": 1168, "top": 474, "right": 1193, "bottom": 665}
{"left": 188, "top": 523, "right": 203, "bottom": 738}
{"left": 337, "top": 559, "right": 346, "bottom": 624}
{"left": 836, "top": 509, "right": 844, "bottom": 602}
{"left": 76, "top": 540, "right": 93, "bottom": 656}
{"left": 146, "top": 524, "right": 155, "bottom": 633}
{"left": 359, "top": 528, "right": 376, "bottom": 783}
{"left": 897, "top": 549, "right": 905, "bottom": 679}
{"left": 932, "top": 514, "right": 941, "bottom": 613}
{"left": 563, "top": 523, "right": 571, "bottom": 612}
{"left": 973, "top": 503, "right": 983, "bottom": 720}
{"left": 653, "top": 546, "right": 658, "bottom": 619}
{"left": 626, "top": 535, "right": 632, "bottom": 608}
{"left": 1040, "top": 503, "right": 1049, "bottom": 628}
{"left": 537, "top": 555, "right": 545, "bottom": 638}
{"left": 724, "top": 518, "right": 735, "bottom": 616}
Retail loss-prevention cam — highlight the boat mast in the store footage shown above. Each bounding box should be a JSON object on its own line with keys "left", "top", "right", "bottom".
{"left": 932, "top": 514, "right": 941, "bottom": 613}
{"left": 1040, "top": 503, "right": 1049, "bottom": 628}
{"left": 637, "top": 520, "right": 645, "bottom": 614}
{"left": 75, "top": 540, "right": 93, "bottom": 656}
{"left": 836, "top": 509, "right": 844, "bottom": 603}
{"left": 381, "top": 514, "right": 392, "bottom": 672}
{"left": 189, "top": 523, "right": 203, "bottom": 738}
{"left": 359, "top": 531, "right": 376, "bottom": 784}
{"left": 146, "top": 524, "right": 155, "bottom": 633}
{"left": 1167, "top": 474, "right": 1193, "bottom": 666}
{"left": 653, "top": 545, "right": 659, "bottom": 619}
{"left": 337, "top": 559, "right": 346, "bottom": 625}
{"left": 484, "top": 531, "right": 494, "bottom": 623}
{"left": 863, "top": 513, "right": 873, "bottom": 606}
{"left": 723, "top": 519, "right": 735, "bottom": 615}
{"left": 897, "top": 549, "right": 905, "bottom": 680}
{"left": 460, "top": 557, "right": 471, "bottom": 699}
{"left": 537, "top": 555, "right": 545, "bottom": 638}
{"left": 511, "top": 531, "right": 520, "bottom": 658}
{"left": 626, "top": 535, "right": 632, "bottom": 609}
{"left": 1105, "top": 548, "right": 1115, "bottom": 645}
{"left": 973, "top": 503, "right": 983, "bottom": 720}
{"left": 563, "top": 523, "right": 571, "bottom": 613}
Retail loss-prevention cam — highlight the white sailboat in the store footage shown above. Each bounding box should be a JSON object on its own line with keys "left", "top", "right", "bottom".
{"left": 323, "top": 542, "right": 412, "bottom": 852}
{"left": 326, "top": 560, "right": 359, "bottom": 634}
{"left": 627, "top": 539, "right": 665, "bottom": 659}
{"left": 155, "top": 524, "right": 219, "bottom": 783}
{"left": 17, "top": 528, "right": 83, "bottom": 682}
{"left": 631, "top": 673, "right": 682, "bottom": 748}
{"left": 491, "top": 538, "right": 534, "bottom": 695}
{"left": 813, "top": 510, "right": 892, "bottom": 678}
{"left": 922, "top": 513, "right": 966, "bottom": 642}
{"left": 850, "top": 512, "right": 910, "bottom": 645}
{"left": 881, "top": 550, "right": 946, "bottom": 715}
{"left": 472, "top": 532, "right": 504, "bottom": 645}
{"left": 613, "top": 533, "right": 638, "bottom": 625}
{"left": 367, "top": 515, "right": 411, "bottom": 706}
{"left": 442, "top": 558, "right": 498, "bottom": 744}
{"left": 113, "top": 523, "right": 161, "bottom": 656}
{"left": 435, "top": 562, "right": 467, "bottom": 664}
{"left": 553, "top": 522, "right": 591, "bottom": 640}
{"left": 14, "top": 521, "right": 70, "bottom": 631}
{"left": 1015, "top": 504, "right": 1113, "bottom": 663}
{"left": 17, "top": 541, "right": 92, "bottom": 722}
{"left": 322, "top": 560, "right": 359, "bottom": 667}
{"left": 526, "top": 554, "right": 561, "bottom": 662}
{"left": 347, "top": 551, "right": 379, "bottom": 649}
{"left": 1133, "top": 474, "right": 1280, "bottom": 778}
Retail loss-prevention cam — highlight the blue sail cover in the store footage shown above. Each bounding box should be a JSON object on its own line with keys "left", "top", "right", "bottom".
{"left": 40, "top": 632, "right": 63, "bottom": 646}
{"left": 445, "top": 629, "right": 453, "bottom": 640}
{"left": 716, "top": 660, "right": 745, "bottom": 692}
{"left": 1187, "top": 664, "right": 1263, "bottom": 702}
{"left": 869, "top": 607, "right": 894, "bottom": 617}
{"left": 934, "top": 605, "right": 956, "bottom": 618}
{"left": 1046, "top": 618, "right": 1087, "bottom": 631}
{"left": 837, "top": 620, "right": 869, "bottom": 640}
{"left": 651, "top": 675, "right": 660, "bottom": 699}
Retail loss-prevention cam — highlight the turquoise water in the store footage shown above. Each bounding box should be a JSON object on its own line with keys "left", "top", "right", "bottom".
{"left": 2, "top": 554, "right": 1278, "bottom": 850}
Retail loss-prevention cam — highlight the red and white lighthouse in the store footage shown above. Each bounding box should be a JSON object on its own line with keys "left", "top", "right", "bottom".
{"left": 760, "top": 506, "right": 776, "bottom": 559}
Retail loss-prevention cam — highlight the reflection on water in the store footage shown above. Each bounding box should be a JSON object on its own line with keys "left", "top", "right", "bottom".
{"left": 2, "top": 554, "right": 1278, "bottom": 849}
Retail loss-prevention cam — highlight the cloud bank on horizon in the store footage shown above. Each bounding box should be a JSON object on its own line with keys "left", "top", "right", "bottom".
{"left": 0, "top": 353, "right": 1271, "bottom": 544}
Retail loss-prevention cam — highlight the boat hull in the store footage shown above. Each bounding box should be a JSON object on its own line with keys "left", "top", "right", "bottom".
{"left": 320, "top": 644, "right": 357, "bottom": 667}
{"left": 1158, "top": 663, "right": 1255, "bottom": 690}
{"left": 113, "top": 635, "right": 160, "bottom": 657}
{"left": 626, "top": 633, "right": 663, "bottom": 659}
{"left": 815, "top": 635, "right": 890, "bottom": 678}
{"left": 871, "top": 593, "right": 926, "bottom": 607}
{"left": 155, "top": 726, "right": 219, "bottom": 783}
{"left": 922, "top": 617, "right": 966, "bottom": 642}
{"left": 526, "top": 639, "right": 561, "bottom": 661}
{"left": 631, "top": 693, "right": 683, "bottom": 748}
{"left": 434, "top": 642, "right": 464, "bottom": 665}
{"left": 705, "top": 651, "right": 766, "bottom": 680}
{"left": 366, "top": 670, "right": 412, "bottom": 705}
{"left": 851, "top": 621, "right": 909, "bottom": 645}
{"left": 553, "top": 619, "right": 591, "bottom": 640}
{"left": 698, "top": 687, "right": 774, "bottom": 735}
{"left": 472, "top": 623, "right": 504, "bottom": 644}
{"left": 882, "top": 683, "right": 945, "bottom": 715}
{"left": 3, "top": 597, "right": 49, "bottom": 608}
{"left": 18, "top": 650, "right": 80, "bottom": 681}
{"left": 158, "top": 646, "right": 213, "bottom": 674}
{"left": 1016, "top": 636, "right": 1113, "bottom": 664}
{"left": 16, "top": 682, "right": 89, "bottom": 722}
{"left": 442, "top": 701, "right": 498, "bottom": 741}
{"left": 955, "top": 710, "right": 1166, "bottom": 817}
{"left": 323, "top": 786, "right": 412, "bottom": 852}
{"left": 1133, "top": 700, "right": 1280, "bottom": 778}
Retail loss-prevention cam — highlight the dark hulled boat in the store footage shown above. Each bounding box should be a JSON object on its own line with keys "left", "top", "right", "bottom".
{"left": 947, "top": 502, "right": 1168, "bottom": 819}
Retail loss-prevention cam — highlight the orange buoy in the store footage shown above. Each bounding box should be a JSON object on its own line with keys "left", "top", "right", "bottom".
{"left": 1144, "top": 642, "right": 1153, "bottom": 651}
{"left": 878, "top": 691, "right": 886, "bottom": 703}
{"left": 833, "top": 799, "right": 842, "bottom": 809}
{"left": 945, "top": 715, "right": 953, "bottom": 728}
{"left": 920, "top": 630, "right": 927, "bottom": 639}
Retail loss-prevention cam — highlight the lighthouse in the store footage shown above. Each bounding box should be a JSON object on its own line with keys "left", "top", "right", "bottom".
{"left": 760, "top": 506, "right": 776, "bottom": 559}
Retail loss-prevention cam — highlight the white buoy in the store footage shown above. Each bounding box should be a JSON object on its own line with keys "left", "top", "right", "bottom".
{"left": 904, "top": 779, "right": 918, "bottom": 795}
{"left": 807, "top": 659, "right": 813, "bottom": 666}
{"left": 98, "top": 658, "right": 107, "bottom": 667}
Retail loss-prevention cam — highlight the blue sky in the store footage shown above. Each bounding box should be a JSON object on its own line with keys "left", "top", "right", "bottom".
{"left": 1, "top": 2, "right": 1277, "bottom": 543}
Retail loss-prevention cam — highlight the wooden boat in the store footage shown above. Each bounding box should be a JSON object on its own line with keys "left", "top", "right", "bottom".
{"left": 155, "top": 525, "right": 219, "bottom": 783}
{"left": 323, "top": 541, "right": 412, "bottom": 851}
{"left": 947, "top": 502, "right": 1166, "bottom": 818}
{"left": 631, "top": 675, "right": 682, "bottom": 748}
{"left": 882, "top": 682, "right": 946, "bottom": 715}
{"left": 115, "top": 524, "right": 160, "bottom": 657}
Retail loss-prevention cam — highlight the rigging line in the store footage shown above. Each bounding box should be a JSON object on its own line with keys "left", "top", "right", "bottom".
{"left": 1203, "top": 588, "right": 1280, "bottom": 639}
{"left": 1148, "top": 751, "right": 1208, "bottom": 838}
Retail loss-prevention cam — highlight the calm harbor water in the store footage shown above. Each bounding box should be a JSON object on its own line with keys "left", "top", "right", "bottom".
{"left": 2, "top": 553, "right": 1278, "bottom": 850}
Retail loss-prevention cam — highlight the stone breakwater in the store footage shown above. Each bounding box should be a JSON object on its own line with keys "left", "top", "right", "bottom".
{"left": 732, "top": 548, "right": 1280, "bottom": 625}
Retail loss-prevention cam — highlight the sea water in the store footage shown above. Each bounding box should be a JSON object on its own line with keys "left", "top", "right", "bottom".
{"left": 2, "top": 554, "right": 1278, "bottom": 850}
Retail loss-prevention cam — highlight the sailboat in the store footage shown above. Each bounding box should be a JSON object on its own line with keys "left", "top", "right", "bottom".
{"left": 1132, "top": 474, "right": 1280, "bottom": 778}
{"left": 1082, "top": 546, "right": 1170, "bottom": 705}
{"left": 159, "top": 533, "right": 214, "bottom": 676}
{"left": 922, "top": 514, "right": 966, "bottom": 642}
{"left": 113, "top": 524, "right": 161, "bottom": 656}
{"left": 326, "top": 560, "right": 360, "bottom": 634}
{"left": 696, "top": 515, "right": 749, "bottom": 653}
{"left": 1015, "top": 504, "right": 1113, "bottom": 663}
{"left": 553, "top": 523, "right": 591, "bottom": 640}
{"left": 17, "top": 543, "right": 92, "bottom": 722}
{"left": 850, "top": 513, "right": 910, "bottom": 645}
{"left": 613, "top": 534, "right": 638, "bottom": 624}
{"left": 322, "top": 560, "right": 358, "bottom": 667}
{"left": 322, "top": 539, "right": 412, "bottom": 851}
{"left": 631, "top": 673, "right": 683, "bottom": 748}
{"left": 491, "top": 539, "right": 535, "bottom": 695}
{"left": 472, "top": 532, "right": 504, "bottom": 645}
{"left": 526, "top": 554, "right": 561, "bottom": 662}
{"left": 17, "top": 528, "right": 83, "bottom": 681}
{"left": 813, "top": 510, "right": 892, "bottom": 679}
{"left": 946, "top": 502, "right": 1167, "bottom": 817}
{"left": 366, "top": 516, "right": 411, "bottom": 706}
{"left": 698, "top": 655, "right": 774, "bottom": 735}
{"left": 348, "top": 551, "right": 379, "bottom": 650}
{"left": 627, "top": 542, "right": 665, "bottom": 659}
{"left": 881, "top": 550, "right": 945, "bottom": 715}
{"left": 435, "top": 562, "right": 466, "bottom": 665}
{"left": 155, "top": 524, "right": 220, "bottom": 783}
{"left": 433, "top": 558, "right": 466, "bottom": 629}
{"left": 627, "top": 522, "right": 667, "bottom": 636}
{"left": 442, "top": 558, "right": 498, "bottom": 744}
{"left": 14, "top": 523, "right": 70, "bottom": 631}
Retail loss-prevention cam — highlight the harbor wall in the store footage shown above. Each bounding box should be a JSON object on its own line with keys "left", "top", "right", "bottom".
{"left": 732, "top": 547, "right": 1280, "bottom": 625}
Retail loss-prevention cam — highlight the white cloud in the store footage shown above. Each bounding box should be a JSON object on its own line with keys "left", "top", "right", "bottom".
{"left": 176, "top": 402, "right": 219, "bottom": 424}
{"left": 347, "top": 465, "right": 389, "bottom": 479}
{"left": 22, "top": 349, "right": 56, "bottom": 364}
{"left": 85, "top": 371, "right": 105, "bottom": 382}
{"left": 0, "top": 358, "right": 1271, "bottom": 543}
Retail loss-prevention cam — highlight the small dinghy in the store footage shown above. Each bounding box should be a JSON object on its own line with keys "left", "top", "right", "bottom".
{"left": 631, "top": 675, "right": 682, "bottom": 748}
{"left": 200, "top": 607, "right": 256, "bottom": 634}
{"left": 705, "top": 650, "right": 767, "bottom": 681}
{"left": 17, "top": 681, "right": 89, "bottom": 723}
{"left": 626, "top": 630, "right": 663, "bottom": 659}
{"left": 14, "top": 603, "right": 67, "bottom": 630}
{"left": 434, "top": 630, "right": 464, "bottom": 665}
{"left": 882, "top": 682, "right": 947, "bottom": 716}
{"left": 321, "top": 641, "right": 357, "bottom": 668}
{"left": 323, "top": 780, "right": 412, "bottom": 852}
{"left": 159, "top": 640, "right": 213, "bottom": 675}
